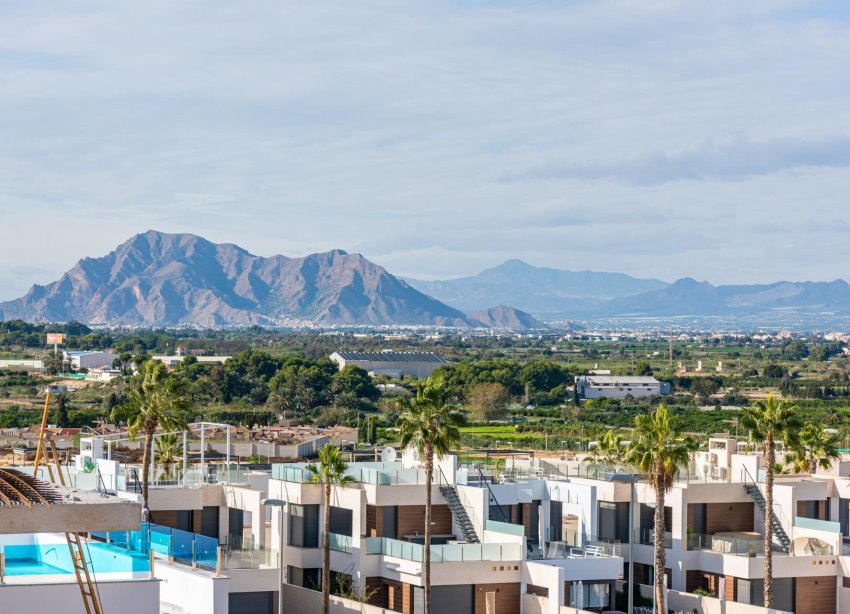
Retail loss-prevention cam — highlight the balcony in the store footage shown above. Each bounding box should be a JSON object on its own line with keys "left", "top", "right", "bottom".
{"left": 364, "top": 537, "right": 522, "bottom": 563}
{"left": 329, "top": 533, "right": 353, "bottom": 554}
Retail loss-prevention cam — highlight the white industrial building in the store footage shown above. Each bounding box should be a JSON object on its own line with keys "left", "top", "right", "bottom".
{"left": 329, "top": 350, "right": 448, "bottom": 378}
{"left": 575, "top": 374, "right": 671, "bottom": 400}
{"left": 63, "top": 350, "right": 118, "bottom": 370}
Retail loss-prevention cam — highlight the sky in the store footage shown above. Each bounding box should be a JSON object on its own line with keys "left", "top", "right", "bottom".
{"left": 2, "top": 0, "right": 850, "bottom": 299}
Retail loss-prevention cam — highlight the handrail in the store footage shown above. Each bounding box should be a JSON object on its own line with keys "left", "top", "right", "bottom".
{"left": 478, "top": 468, "right": 509, "bottom": 523}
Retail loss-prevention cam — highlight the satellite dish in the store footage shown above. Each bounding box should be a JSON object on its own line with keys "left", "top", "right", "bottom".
{"left": 381, "top": 447, "right": 397, "bottom": 463}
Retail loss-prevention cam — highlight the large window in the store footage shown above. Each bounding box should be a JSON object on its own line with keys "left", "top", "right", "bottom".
{"left": 569, "top": 582, "right": 610, "bottom": 611}
{"left": 289, "top": 504, "right": 319, "bottom": 548}
{"left": 598, "top": 501, "right": 630, "bottom": 543}
{"left": 329, "top": 506, "right": 353, "bottom": 537}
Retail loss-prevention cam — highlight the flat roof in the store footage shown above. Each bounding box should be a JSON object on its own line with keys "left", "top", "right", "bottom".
{"left": 580, "top": 375, "right": 660, "bottom": 384}
{"left": 332, "top": 351, "right": 447, "bottom": 363}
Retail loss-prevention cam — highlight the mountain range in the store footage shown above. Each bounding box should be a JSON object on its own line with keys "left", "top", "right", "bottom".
{"left": 404, "top": 259, "right": 667, "bottom": 315}
{"left": 2, "top": 231, "right": 849, "bottom": 329}
{"left": 0, "top": 231, "right": 475, "bottom": 328}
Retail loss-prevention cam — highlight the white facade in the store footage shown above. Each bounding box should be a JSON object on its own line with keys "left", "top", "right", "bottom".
{"left": 64, "top": 350, "right": 118, "bottom": 370}
{"left": 575, "top": 374, "right": 668, "bottom": 399}
{"left": 329, "top": 351, "right": 448, "bottom": 378}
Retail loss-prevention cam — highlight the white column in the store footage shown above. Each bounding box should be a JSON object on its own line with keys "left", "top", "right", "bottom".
{"left": 182, "top": 431, "right": 188, "bottom": 487}
{"left": 200, "top": 423, "right": 206, "bottom": 482}
{"left": 226, "top": 426, "right": 231, "bottom": 484}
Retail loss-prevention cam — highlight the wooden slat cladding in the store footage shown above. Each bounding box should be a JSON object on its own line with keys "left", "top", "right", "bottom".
{"left": 705, "top": 502, "right": 754, "bottom": 534}
{"left": 795, "top": 576, "right": 836, "bottom": 614}
{"left": 365, "top": 577, "right": 384, "bottom": 607}
{"left": 397, "top": 505, "right": 452, "bottom": 538}
{"left": 367, "top": 505, "right": 383, "bottom": 537}
{"left": 474, "top": 583, "right": 520, "bottom": 614}
{"left": 521, "top": 503, "right": 531, "bottom": 538}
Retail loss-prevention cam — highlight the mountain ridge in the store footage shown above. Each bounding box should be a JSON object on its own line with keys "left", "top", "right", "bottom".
{"left": 0, "top": 231, "right": 473, "bottom": 328}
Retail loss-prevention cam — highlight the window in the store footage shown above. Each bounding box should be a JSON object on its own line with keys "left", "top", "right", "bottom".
{"left": 289, "top": 504, "right": 319, "bottom": 548}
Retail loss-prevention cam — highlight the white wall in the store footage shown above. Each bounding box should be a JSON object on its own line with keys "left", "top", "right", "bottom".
{"left": 0, "top": 579, "right": 159, "bottom": 614}
{"left": 156, "top": 560, "right": 229, "bottom": 614}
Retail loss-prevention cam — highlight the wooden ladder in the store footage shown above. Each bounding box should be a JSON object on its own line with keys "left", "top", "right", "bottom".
{"left": 65, "top": 531, "right": 104, "bottom": 614}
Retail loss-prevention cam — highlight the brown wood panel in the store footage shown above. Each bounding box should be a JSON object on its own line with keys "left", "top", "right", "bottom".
{"left": 365, "top": 577, "right": 384, "bottom": 607}
{"left": 402, "top": 582, "right": 413, "bottom": 614}
{"left": 152, "top": 510, "right": 179, "bottom": 529}
{"left": 724, "top": 575, "right": 736, "bottom": 602}
{"left": 385, "top": 579, "right": 403, "bottom": 613}
{"left": 396, "top": 505, "right": 452, "bottom": 538}
{"left": 474, "top": 582, "right": 520, "bottom": 614}
{"left": 705, "top": 502, "right": 754, "bottom": 534}
{"left": 366, "top": 505, "right": 383, "bottom": 537}
{"left": 795, "top": 576, "right": 836, "bottom": 614}
{"left": 686, "top": 504, "right": 695, "bottom": 533}
{"left": 193, "top": 510, "right": 202, "bottom": 533}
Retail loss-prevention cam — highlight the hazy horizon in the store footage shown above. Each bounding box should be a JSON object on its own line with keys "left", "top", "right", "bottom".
{"left": 2, "top": 2, "right": 850, "bottom": 297}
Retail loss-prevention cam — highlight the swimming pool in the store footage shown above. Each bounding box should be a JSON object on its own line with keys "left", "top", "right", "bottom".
{"left": 2, "top": 541, "right": 151, "bottom": 577}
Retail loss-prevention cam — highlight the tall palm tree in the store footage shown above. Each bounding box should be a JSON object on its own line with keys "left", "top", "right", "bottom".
{"left": 111, "top": 360, "right": 189, "bottom": 515}
{"left": 627, "top": 404, "right": 694, "bottom": 613}
{"left": 786, "top": 422, "right": 839, "bottom": 475}
{"left": 740, "top": 394, "right": 801, "bottom": 609}
{"left": 397, "top": 376, "right": 466, "bottom": 614}
{"left": 306, "top": 444, "right": 355, "bottom": 614}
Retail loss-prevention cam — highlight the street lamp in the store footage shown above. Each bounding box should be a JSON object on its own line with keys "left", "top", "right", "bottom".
{"left": 608, "top": 473, "right": 639, "bottom": 614}
{"left": 262, "top": 498, "right": 287, "bottom": 614}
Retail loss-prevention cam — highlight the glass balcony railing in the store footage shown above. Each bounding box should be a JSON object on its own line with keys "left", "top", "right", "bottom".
{"left": 90, "top": 522, "right": 220, "bottom": 570}
{"left": 329, "top": 533, "right": 353, "bottom": 553}
{"left": 363, "top": 537, "right": 522, "bottom": 562}
{"left": 686, "top": 532, "right": 789, "bottom": 556}
{"left": 636, "top": 528, "right": 673, "bottom": 549}
{"left": 528, "top": 535, "right": 621, "bottom": 559}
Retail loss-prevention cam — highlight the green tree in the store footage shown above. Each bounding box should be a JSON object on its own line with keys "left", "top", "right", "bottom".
{"left": 306, "top": 445, "right": 355, "bottom": 614}
{"left": 367, "top": 415, "right": 378, "bottom": 445}
{"left": 627, "top": 404, "right": 695, "bottom": 613}
{"left": 397, "top": 377, "right": 466, "bottom": 614}
{"left": 111, "top": 361, "right": 190, "bottom": 513}
{"left": 53, "top": 393, "right": 70, "bottom": 428}
{"left": 332, "top": 365, "right": 379, "bottom": 402}
{"left": 155, "top": 433, "right": 182, "bottom": 480}
{"left": 634, "top": 360, "right": 653, "bottom": 376}
{"left": 584, "top": 429, "right": 625, "bottom": 468}
{"left": 785, "top": 423, "right": 839, "bottom": 474}
{"left": 467, "top": 382, "right": 510, "bottom": 423}
{"left": 740, "top": 394, "right": 801, "bottom": 609}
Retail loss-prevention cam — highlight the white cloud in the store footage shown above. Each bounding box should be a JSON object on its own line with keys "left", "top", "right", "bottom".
{"left": 1, "top": 1, "right": 849, "bottom": 297}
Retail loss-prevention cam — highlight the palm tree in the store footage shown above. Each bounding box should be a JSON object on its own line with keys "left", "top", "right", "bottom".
{"left": 584, "top": 429, "right": 626, "bottom": 470}
{"left": 155, "top": 434, "right": 182, "bottom": 481}
{"left": 740, "top": 394, "right": 801, "bottom": 609}
{"left": 306, "top": 444, "right": 355, "bottom": 614}
{"left": 397, "top": 376, "right": 466, "bottom": 614}
{"left": 627, "top": 404, "right": 694, "bottom": 613}
{"left": 786, "top": 422, "right": 839, "bottom": 475}
{"left": 111, "top": 360, "right": 189, "bottom": 515}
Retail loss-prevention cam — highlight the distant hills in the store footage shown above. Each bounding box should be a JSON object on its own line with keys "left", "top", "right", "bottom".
{"left": 0, "top": 231, "right": 474, "bottom": 328}
{"left": 407, "top": 261, "right": 850, "bottom": 322}
{"left": 467, "top": 305, "right": 548, "bottom": 330}
{"left": 603, "top": 277, "right": 850, "bottom": 317}
{"left": 3, "top": 233, "right": 848, "bottom": 329}
{"left": 404, "top": 260, "right": 668, "bottom": 315}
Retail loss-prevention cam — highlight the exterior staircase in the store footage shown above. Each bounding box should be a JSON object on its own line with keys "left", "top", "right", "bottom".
{"left": 439, "top": 484, "right": 480, "bottom": 543}
{"left": 743, "top": 483, "right": 791, "bottom": 553}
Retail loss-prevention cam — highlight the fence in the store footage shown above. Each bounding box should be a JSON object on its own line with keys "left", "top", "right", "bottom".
{"left": 91, "top": 522, "right": 219, "bottom": 570}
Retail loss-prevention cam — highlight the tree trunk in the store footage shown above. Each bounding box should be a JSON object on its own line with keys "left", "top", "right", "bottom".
{"left": 322, "top": 483, "right": 331, "bottom": 614}
{"left": 654, "top": 476, "right": 666, "bottom": 614}
{"left": 764, "top": 438, "right": 775, "bottom": 609}
{"left": 424, "top": 445, "right": 433, "bottom": 614}
{"left": 142, "top": 430, "right": 152, "bottom": 516}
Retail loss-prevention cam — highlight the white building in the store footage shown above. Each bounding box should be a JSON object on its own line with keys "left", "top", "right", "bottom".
{"left": 329, "top": 351, "right": 448, "bottom": 378}
{"left": 64, "top": 350, "right": 118, "bottom": 370}
{"left": 575, "top": 375, "right": 671, "bottom": 400}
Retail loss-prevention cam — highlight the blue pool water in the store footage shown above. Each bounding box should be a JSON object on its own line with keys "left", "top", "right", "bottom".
{"left": 3, "top": 541, "right": 151, "bottom": 576}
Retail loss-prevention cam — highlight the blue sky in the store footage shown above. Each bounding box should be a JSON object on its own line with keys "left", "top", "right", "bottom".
{"left": 1, "top": 0, "right": 850, "bottom": 299}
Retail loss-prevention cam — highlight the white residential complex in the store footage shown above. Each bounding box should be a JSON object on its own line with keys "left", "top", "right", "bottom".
{"left": 5, "top": 430, "right": 850, "bottom": 613}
